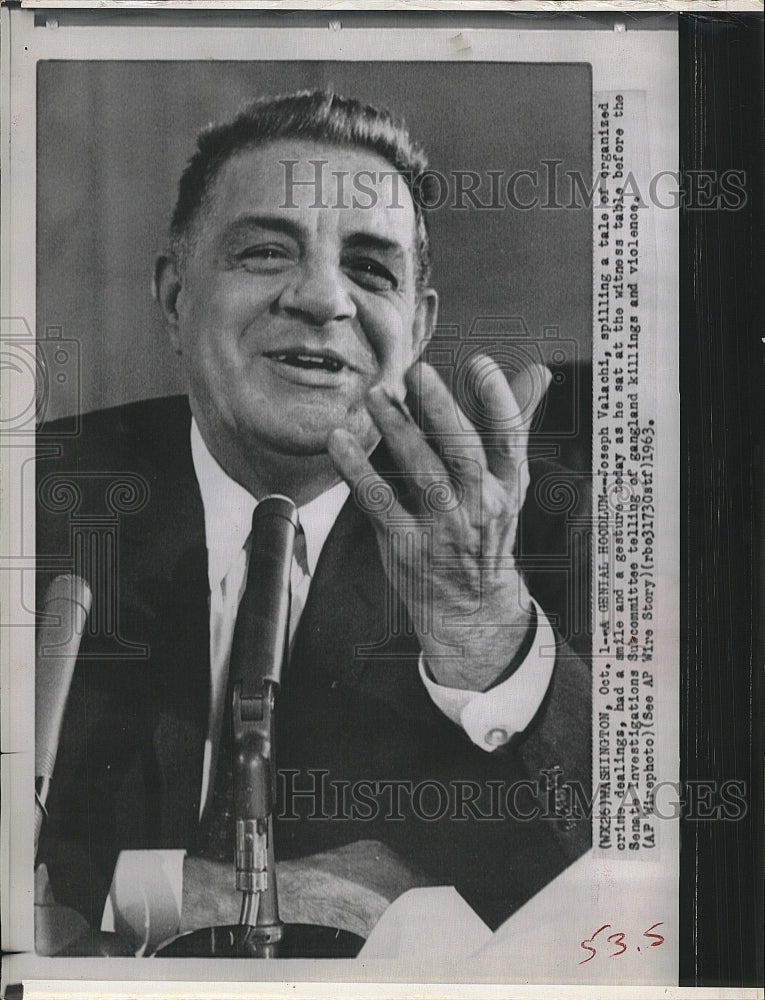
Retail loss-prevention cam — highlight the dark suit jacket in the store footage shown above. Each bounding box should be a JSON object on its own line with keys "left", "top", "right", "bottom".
{"left": 36, "top": 395, "right": 591, "bottom": 932}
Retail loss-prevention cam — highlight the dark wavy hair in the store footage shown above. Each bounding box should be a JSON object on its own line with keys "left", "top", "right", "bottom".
{"left": 169, "top": 89, "right": 434, "bottom": 287}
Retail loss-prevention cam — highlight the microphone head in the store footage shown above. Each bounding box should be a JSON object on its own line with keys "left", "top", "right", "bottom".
{"left": 36, "top": 574, "right": 93, "bottom": 780}
{"left": 252, "top": 495, "right": 299, "bottom": 530}
{"left": 41, "top": 574, "right": 93, "bottom": 618}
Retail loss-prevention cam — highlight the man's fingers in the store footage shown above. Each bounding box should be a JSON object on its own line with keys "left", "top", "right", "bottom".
{"left": 327, "top": 426, "right": 376, "bottom": 483}
{"left": 406, "top": 362, "right": 485, "bottom": 443}
{"left": 364, "top": 381, "right": 457, "bottom": 487}
{"left": 465, "top": 356, "right": 551, "bottom": 483}
{"left": 330, "top": 358, "right": 549, "bottom": 521}
{"left": 327, "top": 427, "right": 410, "bottom": 527}
{"left": 403, "top": 363, "right": 488, "bottom": 481}
{"left": 505, "top": 362, "right": 552, "bottom": 430}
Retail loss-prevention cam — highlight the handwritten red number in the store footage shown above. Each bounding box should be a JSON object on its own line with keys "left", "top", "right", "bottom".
{"left": 643, "top": 921, "right": 665, "bottom": 947}
{"left": 579, "top": 921, "right": 665, "bottom": 963}
{"left": 607, "top": 931, "right": 627, "bottom": 957}
{"left": 579, "top": 924, "right": 611, "bottom": 964}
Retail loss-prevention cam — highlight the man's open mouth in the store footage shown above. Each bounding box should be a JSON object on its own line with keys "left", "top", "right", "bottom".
{"left": 267, "top": 350, "right": 346, "bottom": 374}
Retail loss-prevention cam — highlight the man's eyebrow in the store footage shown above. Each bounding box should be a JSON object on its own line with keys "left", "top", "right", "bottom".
{"left": 218, "top": 214, "right": 411, "bottom": 266}
{"left": 342, "top": 232, "right": 409, "bottom": 264}
{"left": 219, "top": 214, "right": 307, "bottom": 243}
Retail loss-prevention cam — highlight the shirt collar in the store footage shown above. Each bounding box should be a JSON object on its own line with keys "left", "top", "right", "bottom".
{"left": 190, "top": 418, "right": 350, "bottom": 589}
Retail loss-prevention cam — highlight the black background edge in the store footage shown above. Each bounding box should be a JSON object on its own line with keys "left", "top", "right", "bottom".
{"left": 678, "top": 11, "right": 764, "bottom": 988}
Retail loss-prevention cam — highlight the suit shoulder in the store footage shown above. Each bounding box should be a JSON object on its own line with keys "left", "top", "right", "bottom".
{"left": 37, "top": 395, "right": 191, "bottom": 473}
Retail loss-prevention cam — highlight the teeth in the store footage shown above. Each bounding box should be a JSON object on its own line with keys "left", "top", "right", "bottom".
{"left": 274, "top": 352, "right": 343, "bottom": 372}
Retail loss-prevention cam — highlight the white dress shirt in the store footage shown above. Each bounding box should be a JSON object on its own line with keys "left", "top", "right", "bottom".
{"left": 190, "top": 419, "right": 557, "bottom": 819}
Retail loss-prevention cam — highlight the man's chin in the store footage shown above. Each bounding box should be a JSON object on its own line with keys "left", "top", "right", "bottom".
{"left": 268, "top": 427, "right": 378, "bottom": 458}
{"left": 264, "top": 410, "right": 379, "bottom": 458}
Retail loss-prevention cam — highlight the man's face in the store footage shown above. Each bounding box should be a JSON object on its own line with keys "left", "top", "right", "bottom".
{"left": 165, "top": 140, "right": 436, "bottom": 462}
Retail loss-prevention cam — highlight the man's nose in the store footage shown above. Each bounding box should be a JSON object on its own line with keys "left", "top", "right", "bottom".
{"left": 277, "top": 263, "right": 356, "bottom": 326}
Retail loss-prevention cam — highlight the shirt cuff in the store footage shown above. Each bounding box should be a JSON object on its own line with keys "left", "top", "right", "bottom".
{"left": 418, "top": 599, "right": 557, "bottom": 752}
{"left": 101, "top": 849, "right": 186, "bottom": 955}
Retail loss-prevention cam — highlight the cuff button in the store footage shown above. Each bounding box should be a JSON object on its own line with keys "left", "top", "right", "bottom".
{"left": 485, "top": 727, "right": 510, "bottom": 747}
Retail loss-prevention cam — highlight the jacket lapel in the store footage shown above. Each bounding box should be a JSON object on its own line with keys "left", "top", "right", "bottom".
{"left": 113, "top": 397, "right": 211, "bottom": 846}
{"left": 288, "top": 494, "right": 386, "bottom": 688}
{"left": 286, "top": 447, "right": 423, "bottom": 703}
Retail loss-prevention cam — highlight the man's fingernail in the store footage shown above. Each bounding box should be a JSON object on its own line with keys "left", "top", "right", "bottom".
{"left": 537, "top": 364, "right": 553, "bottom": 391}
{"left": 406, "top": 361, "right": 435, "bottom": 390}
{"left": 327, "top": 427, "right": 355, "bottom": 453}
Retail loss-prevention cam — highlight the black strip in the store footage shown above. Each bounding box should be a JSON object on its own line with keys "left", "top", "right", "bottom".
{"left": 678, "top": 12, "right": 764, "bottom": 987}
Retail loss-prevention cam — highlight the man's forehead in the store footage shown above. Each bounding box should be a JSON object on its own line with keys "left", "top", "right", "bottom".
{"left": 207, "top": 139, "right": 418, "bottom": 246}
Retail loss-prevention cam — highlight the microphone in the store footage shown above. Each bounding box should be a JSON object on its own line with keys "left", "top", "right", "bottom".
{"left": 231, "top": 496, "right": 298, "bottom": 945}
{"left": 35, "top": 573, "right": 92, "bottom": 857}
{"left": 229, "top": 494, "right": 299, "bottom": 697}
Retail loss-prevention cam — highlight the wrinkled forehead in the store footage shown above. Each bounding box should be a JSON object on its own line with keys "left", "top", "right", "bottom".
{"left": 202, "top": 139, "right": 420, "bottom": 254}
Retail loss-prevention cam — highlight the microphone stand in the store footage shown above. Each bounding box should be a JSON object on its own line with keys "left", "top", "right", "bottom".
{"left": 231, "top": 667, "right": 282, "bottom": 957}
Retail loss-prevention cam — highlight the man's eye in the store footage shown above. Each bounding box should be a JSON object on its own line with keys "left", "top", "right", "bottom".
{"left": 235, "top": 245, "right": 292, "bottom": 269}
{"left": 344, "top": 258, "right": 398, "bottom": 292}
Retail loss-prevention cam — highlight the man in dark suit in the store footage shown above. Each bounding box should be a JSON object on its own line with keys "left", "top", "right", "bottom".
{"left": 36, "top": 90, "right": 591, "bottom": 949}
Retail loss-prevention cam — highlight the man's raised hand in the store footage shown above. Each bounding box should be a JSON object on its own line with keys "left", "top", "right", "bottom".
{"left": 328, "top": 355, "right": 551, "bottom": 692}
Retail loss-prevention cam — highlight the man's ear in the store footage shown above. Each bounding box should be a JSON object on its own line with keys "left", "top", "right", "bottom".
{"left": 412, "top": 287, "right": 439, "bottom": 360}
{"left": 153, "top": 254, "right": 183, "bottom": 355}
